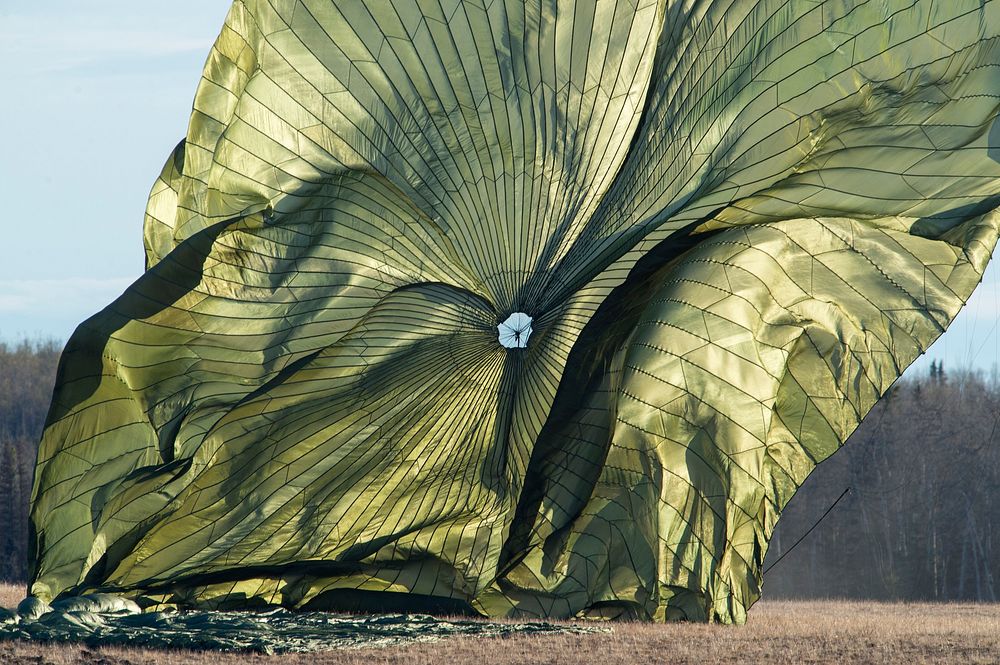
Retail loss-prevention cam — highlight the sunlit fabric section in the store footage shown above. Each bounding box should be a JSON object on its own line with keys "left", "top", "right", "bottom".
{"left": 28, "top": 0, "right": 1000, "bottom": 624}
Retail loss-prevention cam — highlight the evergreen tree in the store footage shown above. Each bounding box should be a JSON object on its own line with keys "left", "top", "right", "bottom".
{"left": 0, "top": 441, "right": 22, "bottom": 580}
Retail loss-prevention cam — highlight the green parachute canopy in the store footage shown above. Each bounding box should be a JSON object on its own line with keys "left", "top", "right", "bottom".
{"left": 27, "top": 0, "right": 1000, "bottom": 626}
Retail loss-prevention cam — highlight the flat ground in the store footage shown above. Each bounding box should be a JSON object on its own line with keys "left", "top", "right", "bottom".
{"left": 0, "top": 584, "right": 997, "bottom": 664}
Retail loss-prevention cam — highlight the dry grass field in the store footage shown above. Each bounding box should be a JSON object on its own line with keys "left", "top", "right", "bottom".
{"left": 0, "top": 584, "right": 998, "bottom": 664}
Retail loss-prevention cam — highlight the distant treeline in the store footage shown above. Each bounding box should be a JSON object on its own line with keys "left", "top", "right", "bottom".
{"left": 766, "top": 363, "right": 1000, "bottom": 602}
{"left": 0, "top": 339, "right": 997, "bottom": 602}
{"left": 0, "top": 338, "right": 61, "bottom": 581}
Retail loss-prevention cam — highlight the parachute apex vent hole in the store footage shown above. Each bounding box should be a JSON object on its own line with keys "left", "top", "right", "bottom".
{"left": 498, "top": 312, "right": 533, "bottom": 349}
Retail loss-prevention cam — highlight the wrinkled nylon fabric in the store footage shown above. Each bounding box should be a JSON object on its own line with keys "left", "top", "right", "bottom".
{"left": 0, "top": 594, "right": 598, "bottom": 653}
{"left": 26, "top": 0, "right": 1000, "bottom": 628}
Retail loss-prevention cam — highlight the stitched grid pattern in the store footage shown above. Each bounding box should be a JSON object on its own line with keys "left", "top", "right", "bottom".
{"left": 28, "top": 0, "right": 1000, "bottom": 623}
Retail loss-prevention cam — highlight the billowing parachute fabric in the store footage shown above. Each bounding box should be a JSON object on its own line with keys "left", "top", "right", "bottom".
{"left": 27, "top": 0, "right": 1000, "bottom": 627}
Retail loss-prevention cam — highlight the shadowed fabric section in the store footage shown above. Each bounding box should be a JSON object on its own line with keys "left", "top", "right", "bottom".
{"left": 0, "top": 595, "right": 602, "bottom": 654}
{"left": 26, "top": 0, "right": 1000, "bottom": 627}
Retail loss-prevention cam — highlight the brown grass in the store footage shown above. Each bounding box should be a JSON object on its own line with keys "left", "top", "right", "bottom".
{"left": 1, "top": 584, "right": 998, "bottom": 664}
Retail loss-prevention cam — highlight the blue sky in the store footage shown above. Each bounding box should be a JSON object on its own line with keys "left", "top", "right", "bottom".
{"left": 1, "top": 2, "right": 997, "bottom": 379}
{"left": 0, "top": 2, "right": 231, "bottom": 339}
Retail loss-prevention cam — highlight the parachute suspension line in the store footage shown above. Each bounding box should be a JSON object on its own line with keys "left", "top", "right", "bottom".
{"left": 763, "top": 487, "right": 852, "bottom": 576}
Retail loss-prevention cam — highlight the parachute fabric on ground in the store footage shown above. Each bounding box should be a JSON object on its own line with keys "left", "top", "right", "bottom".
{"left": 24, "top": 0, "right": 1000, "bottom": 632}
{"left": 0, "top": 596, "right": 600, "bottom": 654}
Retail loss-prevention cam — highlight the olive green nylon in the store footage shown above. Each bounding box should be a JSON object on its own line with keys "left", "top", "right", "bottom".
{"left": 0, "top": 612, "right": 591, "bottom": 654}
{"left": 28, "top": 0, "right": 1000, "bottom": 625}
{"left": 0, "top": 595, "right": 600, "bottom": 653}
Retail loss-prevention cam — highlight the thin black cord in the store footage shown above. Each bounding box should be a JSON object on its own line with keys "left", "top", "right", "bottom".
{"left": 764, "top": 487, "right": 852, "bottom": 575}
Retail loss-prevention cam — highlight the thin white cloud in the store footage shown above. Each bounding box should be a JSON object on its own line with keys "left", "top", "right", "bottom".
{"left": 0, "top": 12, "right": 221, "bottom": 75}
{"left": 0, "top": 276, "right": 139, "bottom": 341}
{"left": 0, "top": 277, "right": 134, "bottom": 314}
